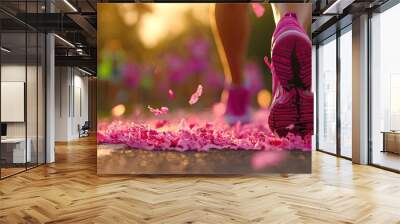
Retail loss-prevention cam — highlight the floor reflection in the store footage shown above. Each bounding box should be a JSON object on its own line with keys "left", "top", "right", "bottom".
{"left": 98, "top": 144, "right": 311, "bottom": 175}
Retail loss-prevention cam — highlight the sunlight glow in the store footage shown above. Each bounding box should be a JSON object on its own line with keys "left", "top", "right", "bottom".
{"left": 137, "top": 4, "right": 209, "bottom": 48}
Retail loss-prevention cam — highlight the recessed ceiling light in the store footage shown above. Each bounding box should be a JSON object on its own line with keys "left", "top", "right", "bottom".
{"left": 78, "top": 67, "right": 93, "bottom": 76}
{"left": 323, "top": 0, "right": 355, "bottom": 15}
{"left": 63, "top": 0, "right": 78, "bottom": 12}
{"left": 54, "top": 34, "right": 75, "bottom": 48}
{"left": 1, "top": 47, "right": 11, "bottom": 53}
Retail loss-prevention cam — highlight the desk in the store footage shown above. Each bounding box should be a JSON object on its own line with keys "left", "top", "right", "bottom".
{"left": 382, "top": 131, "right": 400, "bottom": 154}
{"left": 1, "top": 138, "right": 31, "bottom": 163}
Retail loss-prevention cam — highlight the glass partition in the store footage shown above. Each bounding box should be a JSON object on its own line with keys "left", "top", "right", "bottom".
{"left": 371, "top": 4, "right": 400, "bottom": 171}
{"left": 339, "top": 27, "right": 352, "bottom": 158}
{"left": 1, "top": 30, "right": 28, "bottom": 177}
{"left": 0, "top": 1, "right": 46, "bottom": 179}
{"left": 317, "top": 36, "right": 337, "bottom": 154}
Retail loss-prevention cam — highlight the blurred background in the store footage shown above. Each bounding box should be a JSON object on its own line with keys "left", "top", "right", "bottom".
{"left": 97, "top": 3, "right": 276, "bottom": 119}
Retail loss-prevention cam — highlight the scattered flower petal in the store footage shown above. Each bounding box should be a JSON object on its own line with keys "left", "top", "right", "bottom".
{"left": 178, "top": 118, "right": 189, "bottom": 130}
{"left": 189, "top": 84, "right": 203, "bottom": 105}
{"left": 155, "top": 120, "right": 168, "bottom": 129}
{"left": 148, "top": 105, "right": 169, "bottom": 116}
{"left": 251, "top": 3, "right": 265, "bottom": 18}
{"left": 168, "top": 89, "right": 175, "bottom": 99}
{"left": 98, "top": 109, "right": 311, "bottom": 152}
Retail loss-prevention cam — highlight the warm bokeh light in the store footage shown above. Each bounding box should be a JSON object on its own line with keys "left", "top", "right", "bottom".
{"left": 117, "top": 4, "right": 139, "bottom": 26}
{"left": 112, "top": 104, "right": 126, "bottom": 117}
{"left": 137, "top": 4, "right": 209, "bottom": 48}
{"left": 257, "top": 89, "right": 272, "bottom": 108}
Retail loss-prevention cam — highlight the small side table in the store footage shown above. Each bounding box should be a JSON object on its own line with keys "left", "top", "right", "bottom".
{"left": 1, "top": 138, "right": 32, "bottom": 164}
{"left": 381, "top": 131, "right": 400, "bottom": 154}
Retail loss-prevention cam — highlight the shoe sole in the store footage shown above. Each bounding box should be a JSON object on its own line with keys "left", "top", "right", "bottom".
{"left": 272, "top": 30, "right": 312, "bottom": 90}
{"left": 268, "top": 89, "right": 313, "bottom": 137}
{"left": 269, "top": 30, "right": 313, "bottom": 137}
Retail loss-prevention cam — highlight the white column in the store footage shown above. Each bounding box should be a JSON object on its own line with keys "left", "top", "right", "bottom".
{"left": 352, "top": 14, "right": 369, "bottom": 164}
{"left": 46, "top": 32, "right": 55, "bottom": 163}
{"left": 45, "top": 1, "right": 55, "bottom": 163}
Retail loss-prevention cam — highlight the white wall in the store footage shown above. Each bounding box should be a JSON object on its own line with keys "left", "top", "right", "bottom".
{"left": 55, "top": 67, "right": 89, "bottom": 141}
{"left": 55, "top": 67, "right": 70, "bottom": 141}
{"left": 1, "top": 63, "right": 46, "bottom": 164}
{"left": 1, "top": 65, "right": 29, "bottom": 138}
{"left": 72, "top": 73, "right": 89, "bottom": 138}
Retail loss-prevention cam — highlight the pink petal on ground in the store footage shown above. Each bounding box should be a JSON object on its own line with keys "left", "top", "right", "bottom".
{"left": 98, "top": 109, "right": 312, "bottom": 152}
{"left": 189, "top": 84, "right": 203, "bottom": 105}
{"left": 178, "top": 118, "right": 189, "bottom": 130}
{"left": 154, "top": 120, "right": 168, "bottom": 129}
{"left": 168, "top": 89, "right": 175, "bottom": 99}
{"left": 251, "top": 3, "right": 265, "bottom": 18}
{"left": 189, "top": 122, "right": 197, "bottom": 129}
{"left": 251, "top": 151, "right": 287, "bottom": 170}
{"left": 147, "top": 105, "right": 169, "bottom": 116}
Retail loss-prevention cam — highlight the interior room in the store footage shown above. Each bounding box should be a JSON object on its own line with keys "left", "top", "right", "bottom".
{"left": 370, "top": 3, "right": 400, "bottom": 171}
{"left": 313, "top": 0, "right": 400, "bottom": 171}
{"left": 0, "top": 10, "right": 46, "bottom": 178}
{"left": 0, "top": 0, "right": 399, "bottom": 223}
{"left": 54, "top": 66, "right": 91, "bottom": 141}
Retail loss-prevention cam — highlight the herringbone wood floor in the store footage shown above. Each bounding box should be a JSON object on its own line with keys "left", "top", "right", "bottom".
{"left": 1, "top": 136, "right": 400, "bottom": 224}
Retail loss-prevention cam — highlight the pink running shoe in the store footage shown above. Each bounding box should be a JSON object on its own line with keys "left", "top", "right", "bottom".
{"left": 224, "top": 86, "right": 251, "bottom": 125}
{"left": 265, "top": 12, "right": 313, "bottom": 137}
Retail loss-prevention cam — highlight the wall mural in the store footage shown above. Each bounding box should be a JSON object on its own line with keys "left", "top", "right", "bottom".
{"left": 97, "top": 3, "right": 313, "bottom": 174}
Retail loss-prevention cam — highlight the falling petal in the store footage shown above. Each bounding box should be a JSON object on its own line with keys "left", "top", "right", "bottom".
{"left": 147, "top": 105, "right": 169, "bottom": 116}
{"left": 168, "top": 89, "right": 175, "bottom": 99}
{"left": 189, "top": 84, "right": 203, "bottom": 105}
{"left": 160, "top": 107, "right": 168, "bottom": 113}
{"left": 251, "top": 3, "right": 265, "bottom": 18}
